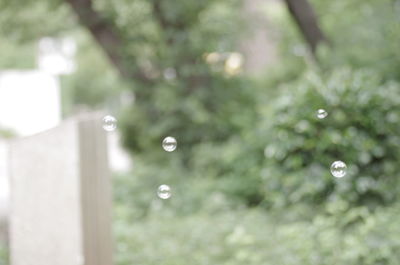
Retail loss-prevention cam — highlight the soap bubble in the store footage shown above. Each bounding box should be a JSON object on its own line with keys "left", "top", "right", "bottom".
{"left": 157, "top": 184, "right": 171, "bottom": 199}
{"left": 162, "top": 136, "right": 177, "bottom": 152}
{"left": 102, "top": 115, "right": 117, "bottom": 131}
{"left": 330, "top": 161, "right": 347, "bottom": 178}
{"left": 316, "top": 109, "right": 328, "bottom": 119}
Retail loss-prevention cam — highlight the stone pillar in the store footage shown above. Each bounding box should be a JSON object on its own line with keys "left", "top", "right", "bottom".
{"left": 8, "top": 114, "right": 113, "bottom": 265}
{"left": 0, "top": 140, "right": 9, "bottom": 243}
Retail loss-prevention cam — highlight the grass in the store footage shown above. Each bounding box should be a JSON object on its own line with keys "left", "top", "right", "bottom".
{"left": 113, "top": 180, "right": 400, "bottom": 265}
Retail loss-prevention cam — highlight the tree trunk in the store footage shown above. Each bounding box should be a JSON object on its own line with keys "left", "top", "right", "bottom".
{"left": 240, "top": 0, "right": 278, "bottom": 74}
{"left": 284, "top": 0, "right": 327, "bottom": 54}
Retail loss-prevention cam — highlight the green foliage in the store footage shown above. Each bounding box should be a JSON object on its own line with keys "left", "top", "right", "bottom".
{"left": 0, "top": 0, "right": 73, "bottom": 42}
{"left": 0, "top": 37, "right": 36, "bottom": 69}
{"left": 60, "top": 30, "right": 128, "bottom": 115}
{"left": 0, "top": 243, "right": 8, "bottom": 265}
{"left": 260, "top": 68, "right": 400, "bottom": 207}
{"left": 312, "top": 0, "right": 400, "bottom": 81}
{"left": 121, "top": 75, "right": 257, "bottom": 152}
{"left": 117, "top": 0, "right": 400, "bottom": 209}
{"left": 0, "top": 127, "right": 16, "bottom": 139}
{"left": 118, "top": 0, "right": 248, "bottom": 155}
{"left": 114, "top": 169, "right": 400, "bottom": 265}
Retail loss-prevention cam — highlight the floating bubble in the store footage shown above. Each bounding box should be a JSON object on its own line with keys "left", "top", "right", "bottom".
{"left": 102, "top": 115, "right": 117, "bottom": 131}
{"left": 162, "top": 136, "right": 177, "bottom": 152}
{"left": 330, "top": 161, "right": 347, "bottom": 178}
{"left": 316, "top": 109, "right": 328, "bottom": 119}
{"left": 157, "top": 184, "right": 171, "bottom": 200}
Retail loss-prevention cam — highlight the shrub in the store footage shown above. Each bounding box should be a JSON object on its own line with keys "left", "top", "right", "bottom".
{"left": 260, "top": 68, "right": 400, "bottom": 207}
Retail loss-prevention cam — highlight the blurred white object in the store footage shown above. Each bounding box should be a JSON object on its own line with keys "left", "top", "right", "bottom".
{"left": 37, "top": 37, "right": 76, "bottom": 75}
{"left": 0, "top": 70, "right": 61, "bottom": 136}
{"left": 107, "top": 131, "right": 132, "bottom": 172}
{"left": 224, "top": 52, "right": 244, "bottom": 76}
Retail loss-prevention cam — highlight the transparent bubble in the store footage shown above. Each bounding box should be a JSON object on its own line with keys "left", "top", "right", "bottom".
{"left": 102, "top": 115, "right": 117, "bottom": 131}
{"left": 157, "top": 184, "right": 171, "bottom": 200}
{"left": 330, "top": 161, "right": 347, "bottom": 178}
{"left": 162, "top": 136, "right": 177, "bottom": 152}
{"left": 317, "top": 109, "right": 328, "bottom": 119}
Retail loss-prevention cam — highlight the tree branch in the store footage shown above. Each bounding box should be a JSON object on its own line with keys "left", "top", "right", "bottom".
{"left": 65, "top": 0, "right": 153, "bottom": 85}
{"left": 284, "top": 0, "right": 328, "bottom": 54}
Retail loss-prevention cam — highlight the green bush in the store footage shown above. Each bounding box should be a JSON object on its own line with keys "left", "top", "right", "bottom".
{"left": 118, "top": 67, "right": 400, "bottom": 209}
{"left": 260, "top": 68, "right": 400, "bottom": 207}
{"left": 273, "top": 203, "right": 400, "bottom": 265}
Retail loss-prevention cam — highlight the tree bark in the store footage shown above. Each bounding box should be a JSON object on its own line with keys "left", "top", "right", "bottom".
{"left": 64, "top": 0, "right": 152, "bottom": 84}
{"left": 284, "top": 0, "right": 327, "bottom": 54}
